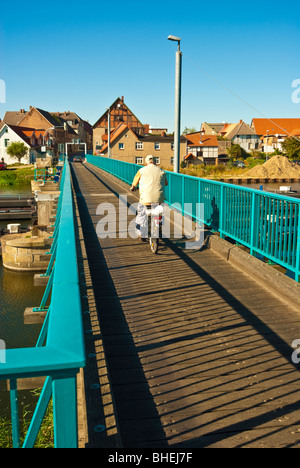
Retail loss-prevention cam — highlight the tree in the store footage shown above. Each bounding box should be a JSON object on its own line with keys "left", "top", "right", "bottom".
{"left": 6, "top": 141, "right": 28, "bottom": 164}
{"left": 182, "top": 126, "right": 197, "bottom": 135}
{"left": 226, "top": 143, "right": 249, "bottom": 161}
{"left": 281, "top": 137, "right": 300, "bottom": 159}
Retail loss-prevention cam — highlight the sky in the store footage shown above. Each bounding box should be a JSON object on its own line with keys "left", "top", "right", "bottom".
{"left": 0, "top": 0, "right": 300, "bottom": 133}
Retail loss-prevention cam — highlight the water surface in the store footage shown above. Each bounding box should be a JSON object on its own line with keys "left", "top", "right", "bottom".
{"left": 0, "top": 185, "right": 44, "bottom": 418}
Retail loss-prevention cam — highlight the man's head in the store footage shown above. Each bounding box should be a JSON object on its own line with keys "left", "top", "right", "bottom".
{"left": 145, "top": 155, "right": 154, "bottom": 165}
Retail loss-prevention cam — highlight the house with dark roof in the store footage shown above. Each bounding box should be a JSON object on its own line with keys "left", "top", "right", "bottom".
{"left": 51, "top": 111, "right": 93, "bottom": 151}
{"left": 4, "top": 106, "right": 78, "bottom": 157}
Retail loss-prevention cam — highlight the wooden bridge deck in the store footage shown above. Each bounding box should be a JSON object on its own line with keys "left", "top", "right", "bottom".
{"left": 71, "top": 161, "right": 300, "bottom": 449}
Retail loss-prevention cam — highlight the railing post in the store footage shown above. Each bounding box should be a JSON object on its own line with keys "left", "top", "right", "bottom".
{"left": 22, "top": 377, "right": 52, "bottom": 448}
{"left": 10, "top": 379, "right": 20, "bottom": 448}
{"left": 220, "top": 185, "right": 225, "bottom": 239}
{"left": 52, "top": 373, "right": 78, "bottom": 448}
{"left": 250, "top": 192, "right": 257, "bottom": 256}
{"left": 182, "top": 175, "right": 185, "bottom": 215}
{"left": 295, "top": 204, "right": 300, "bottom": 282}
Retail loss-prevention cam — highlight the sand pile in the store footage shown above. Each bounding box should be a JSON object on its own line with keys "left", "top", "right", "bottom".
{"left": 243, "top": 156, "right": 300, "bottom": 179}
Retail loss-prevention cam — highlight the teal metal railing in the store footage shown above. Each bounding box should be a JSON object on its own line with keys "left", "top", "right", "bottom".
{"left": 85, "top": 154, "right": 300, "bottom": 282}
{"left": 0, "top": 160, "right": 85, "bottom": 448}
{"left": 34, "top": 168, "right": 58, "bottom": 182}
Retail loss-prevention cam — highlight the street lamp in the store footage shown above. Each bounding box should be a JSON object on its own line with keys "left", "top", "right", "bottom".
{"left": 266, "top": 130, "right": 269, "bottom": 161}
{"left": 105, "top": 107, "right": 111, "bottom": 158}
{"left": 168, "top": 35, "right": 182, "bottom": 174}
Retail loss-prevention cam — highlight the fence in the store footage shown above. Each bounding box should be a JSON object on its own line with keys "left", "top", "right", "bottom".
{"left": 85, "top": 155, "right": 300, "bottom": 282}
{"left": 0, "top": 160, "right": 85, "bottom": 448}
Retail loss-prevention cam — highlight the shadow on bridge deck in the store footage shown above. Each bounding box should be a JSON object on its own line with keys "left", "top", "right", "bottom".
{"left": 71, "top": 161, "right": 300, "bottom": 449}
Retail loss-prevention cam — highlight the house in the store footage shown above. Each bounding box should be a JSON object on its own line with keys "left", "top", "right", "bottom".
{"left": 201, "top": 122, "right": 225, "bottom": 135}
{"left": 251, "top": 118, "right": 300, "bottom": 152}
{"left": 93, "top": 97, "right": 147, "bottom": 153}
{"left": 147, "top": 126, "right": 168, "bottom": 135}
{"left": 0, "top": 123, "right": 53, "bottom": 165}
{"left": 185, "top": 132, "right": 219, "bottom": 165}
{"left": 218, "top": 120, "right": 260, "bottom": 152}
{"left": 51, "top": 111, "right": 93, "bottom": 151}
{"left": 97, "top": 123, "right": 186, "bottom": 167}
{"left": 3, "top": 106, "right": 77, "bottom": 158}
{"left": 3, "top": 109, "right": 28, "bottom": 125}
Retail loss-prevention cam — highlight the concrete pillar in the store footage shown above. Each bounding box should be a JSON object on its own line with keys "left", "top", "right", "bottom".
{"left": 36, "top": 191, "right": 60, "bottom": 226}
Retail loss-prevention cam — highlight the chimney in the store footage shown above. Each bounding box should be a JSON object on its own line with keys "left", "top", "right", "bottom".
{"left": 121, "top": 96, "right": 124, "bottom": 102}
{"left": 29, "top": 106, "right": 32, "bottom": 110}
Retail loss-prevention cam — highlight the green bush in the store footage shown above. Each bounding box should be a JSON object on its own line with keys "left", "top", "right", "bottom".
{"left": 0, "top": 172, "right": 18, "bottom": 186}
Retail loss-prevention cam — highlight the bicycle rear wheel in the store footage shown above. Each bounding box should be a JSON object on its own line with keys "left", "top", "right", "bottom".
{"left": 150, "top": 237, "right": 159, "bottom": 254}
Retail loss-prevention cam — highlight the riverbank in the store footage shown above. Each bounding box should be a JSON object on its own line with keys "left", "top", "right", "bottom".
{"left": 0, "top": 166, "right": 34, "bottom": 187}
{"left": 180, "top": 156, "right": 300, "bottom": 182}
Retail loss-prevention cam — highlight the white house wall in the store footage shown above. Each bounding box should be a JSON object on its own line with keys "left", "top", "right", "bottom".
{"left": 0, "top": 126, "right": 32, "bottom": 165}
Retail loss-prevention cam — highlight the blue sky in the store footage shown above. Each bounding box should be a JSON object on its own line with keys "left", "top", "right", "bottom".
{"left": 0, "top": 0, "right": 300, "bottom": 132}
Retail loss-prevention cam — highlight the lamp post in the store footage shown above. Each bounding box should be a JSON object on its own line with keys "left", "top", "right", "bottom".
{"left": 168, "top": 35, "right": 182, "bottom": 174}
{"left": 106, "top": 107, "right": 111, "bottom": 158}
{"left": 266, "top": 130, "right": 269, "bottom": 161}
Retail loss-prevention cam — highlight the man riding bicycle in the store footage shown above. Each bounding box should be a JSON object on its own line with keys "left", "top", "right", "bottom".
{"left": 130, "top": 155, "right": 168, "bottom": 240}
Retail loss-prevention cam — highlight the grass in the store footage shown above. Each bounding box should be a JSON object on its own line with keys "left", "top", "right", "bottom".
{"left": 0, "top": 389, "right": 54, "bottom": 448}
{"left": 163, "top": 158, "right": 266, "bottom": 180}
{"left": 0, "top": 166, "right": 35, "bottom": 186}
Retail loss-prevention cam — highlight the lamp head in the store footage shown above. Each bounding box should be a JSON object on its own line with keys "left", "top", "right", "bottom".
{"left": 167, "top": 35, "right": 181, "bottom": 42}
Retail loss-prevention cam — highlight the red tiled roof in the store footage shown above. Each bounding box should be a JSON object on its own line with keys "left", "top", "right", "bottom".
{"left": 185, "top": 132, "right": 218, "bottom": 147}
{"left": 100, "top": 123, "right": 134, "bottom": 152}
{"left": 251, "top": 118, "right": 300, "bottom": 136}
{"left": 184, "top": 153, "right": 198, "bottom": 160}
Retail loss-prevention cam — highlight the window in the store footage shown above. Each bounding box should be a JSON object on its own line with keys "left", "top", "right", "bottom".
{"left": 171, "top": 157, "right": 174, "bottom": 165}
{"left": 119, "top": 143, "right": 124, "bottom": 150}
{"left": 154, "top": 142, "right": 160, "bottom": 150}
{"left": 135, "top": 157, "right": 143, "bottom": 164}
{"left": 171, "top": 143, "right": 174, "bottom": 150}
{"left": 154, "top": 157, "right": 160, "bottom": 165}
{"left": 4, "top": 139, "right": 10, "bottom": 147}
{"left": 135, "top": 142, "right": 143, "bottom": 150}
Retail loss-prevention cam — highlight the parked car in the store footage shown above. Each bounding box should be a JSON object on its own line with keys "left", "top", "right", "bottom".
{"left": 0, "top": 162, "right": 7, "bottom": 171}
{"left": 232, "top": 160, "right": 246, "bottom": 168}
{"left": 73, "top": 156, "right": 84, "bottom": 163}
{"left": 292, "top": 159, "right": 300, "bottom": 165}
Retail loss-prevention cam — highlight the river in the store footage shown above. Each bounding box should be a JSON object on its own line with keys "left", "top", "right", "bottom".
{"left": 0, "top": 185, "right": 44, "bottom": 419}
{"left": 236, "top": 180, "right": 300, "bottom": 196}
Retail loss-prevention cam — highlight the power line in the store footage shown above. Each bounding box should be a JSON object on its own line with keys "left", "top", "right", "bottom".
{"left": 184, "top": 54, "right": 300, "bottom": 143}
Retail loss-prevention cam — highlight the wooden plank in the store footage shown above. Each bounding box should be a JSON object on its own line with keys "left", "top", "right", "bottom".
{"left": 71, "top": 160, "right": 300, "bottom": 449}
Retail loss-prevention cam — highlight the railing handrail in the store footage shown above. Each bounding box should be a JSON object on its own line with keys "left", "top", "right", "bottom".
{"left": 85, "top": 154, "right": 300, "bottom": 282}
{"left": 0, "top": 160, "right": 85, "bottom": 447}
